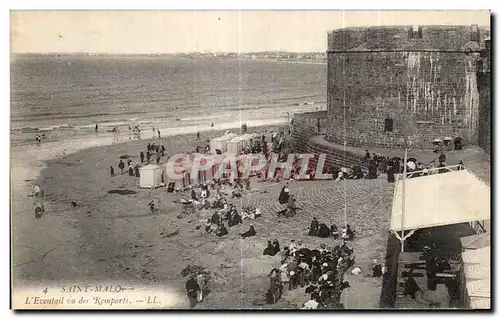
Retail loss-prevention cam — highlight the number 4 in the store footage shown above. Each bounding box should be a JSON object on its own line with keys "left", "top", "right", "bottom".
{"left": 42, "top": 288, "right": 48, "bottom": 294}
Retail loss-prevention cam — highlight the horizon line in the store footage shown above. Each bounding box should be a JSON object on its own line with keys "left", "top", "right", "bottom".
{"left": 11, "top": 51, "right": 328, "bottom": 56}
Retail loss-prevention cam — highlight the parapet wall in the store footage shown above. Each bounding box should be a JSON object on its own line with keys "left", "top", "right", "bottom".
{"left": 291, "top": 111, "right": 366, "bottom": 169}
{"left": 327, "top": 25, "right": 490, "bottom": 52}
{"left": 291, "top": 111, "right": 328, "bottom": 152}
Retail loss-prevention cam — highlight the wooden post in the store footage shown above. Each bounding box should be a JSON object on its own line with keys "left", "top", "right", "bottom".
{"left": 401, "top": 148, "right": 408, "bottom": 252}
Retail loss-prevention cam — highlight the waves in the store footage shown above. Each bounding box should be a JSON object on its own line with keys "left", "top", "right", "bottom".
{"left": 11, "top": 56, "right": 327, "bottom": 143}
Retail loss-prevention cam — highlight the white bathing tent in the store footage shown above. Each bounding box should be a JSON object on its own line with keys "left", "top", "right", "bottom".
{"left": 163, "top": 158, "right": 191, "bottom": 188}
{"left": 390, "top": 170, "right": 490, "bottom": 232}
{"left": 210, "top": 133, "right": 237, "bottom": 153}
{"left": 139, "top": 164, "right": 163, "bottom": 189}
{"left": 226, "top": 133, "right": 258, "bottom": 154}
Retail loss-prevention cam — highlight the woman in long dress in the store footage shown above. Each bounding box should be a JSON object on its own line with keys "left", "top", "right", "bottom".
{"left": 278, "top": 183, "right": 290, "bottom": 205}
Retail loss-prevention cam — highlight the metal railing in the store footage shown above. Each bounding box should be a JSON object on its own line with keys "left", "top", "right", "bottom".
{"left": 469, "top": 220, "right": 486, "bottom": 234}
{"left": 395, "top": 164, "right": 463, "bottom": 181}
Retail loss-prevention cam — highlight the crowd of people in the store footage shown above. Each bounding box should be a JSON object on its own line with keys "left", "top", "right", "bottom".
{"left": 359, "top": 149, "right": 464, "bottom": 183}
{"left": 264, "top": 239, "right": 357, "bottom": 308}
{"left": 176, "top": 179, "right": 262, "bottom": 238}
{"left": 109, "top": 142, "right": 168, "bottom": 179}
{"left": 308, "top": 217, "right": 355, "bottom": 241}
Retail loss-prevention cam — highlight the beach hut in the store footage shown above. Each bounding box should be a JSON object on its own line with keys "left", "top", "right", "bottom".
{"left": 139, "top": 164, "right": 163, "bottom": 189}
{"left": 210, "top": 133, "right": 237, "bottom": 153}
{"left": 163, "top": 156, "right": 192, "bottom": 189}
{"left": 227, "top": 133, "right": 258, "bottom": 154}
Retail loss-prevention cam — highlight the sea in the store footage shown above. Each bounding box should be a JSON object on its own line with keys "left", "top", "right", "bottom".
{"left": 10, "top": 55, "right": 327, "bottom": 146}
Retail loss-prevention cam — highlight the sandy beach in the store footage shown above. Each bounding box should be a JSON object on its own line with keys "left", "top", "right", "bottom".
{"left": 11, "top": 119, "right": 293, "bottom": 306}
{"left": 11, "top": 117, "right": 394, "bottom": 309}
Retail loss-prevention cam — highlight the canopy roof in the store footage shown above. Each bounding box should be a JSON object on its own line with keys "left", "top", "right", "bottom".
{"left": 390, "top": 170, "right": 490, "bottom": 231}
{"left": 140, "top": 164, "right": 162, "bottom": 170}
{"left": 212, "top": 133, "right": 237, "bottom": 142}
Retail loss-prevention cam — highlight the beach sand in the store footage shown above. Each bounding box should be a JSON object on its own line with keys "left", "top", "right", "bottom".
{"left": 11, "top": 120, "right": 289, "bottom": 306}
{"left": 11, "top": 118, "right": 394, "bottom": 309}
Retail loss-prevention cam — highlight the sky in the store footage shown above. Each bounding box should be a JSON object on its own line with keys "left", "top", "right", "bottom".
{"left": 10, "top": 10, "right": 490, "bottom": 54}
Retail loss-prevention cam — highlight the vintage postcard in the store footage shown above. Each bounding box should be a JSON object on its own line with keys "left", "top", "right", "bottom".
{"left": 10, "top": 10, "right": 491, "bottom": 310}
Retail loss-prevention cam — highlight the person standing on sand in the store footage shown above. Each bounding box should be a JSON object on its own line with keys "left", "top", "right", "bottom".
{"left": 197, "top": 131, "right": 200, "bottom": 139}
{"left": 196, "top": 273, "right": 206, "bottom": 302}
{"left": 278, "top": 183, "right": 290, "bottom": 205}
{"left": 156, "top": 155, "right": 161, "bottom": 164}
{"left": 128, "top": 163, "right": 134, "bottom": 176}
{"left": 146, "top": 151, "right": 151, "bottom": 163}
{"left": 95, "top": 124, "right": 98, "bottom": 133}
{"left": 118, "top": 160, "right": 125, "bottom": 174}
{"left": 140, "top": 151, "right": 145, "bottom": 163}
{"left": 186, "top": 274, "right": 200, "bottom": 308}
{"left": 110, "top": 166, "right": 115, "bottom": 177}
{"left": 158, "top": 130, "right": 161, "bottom": 139}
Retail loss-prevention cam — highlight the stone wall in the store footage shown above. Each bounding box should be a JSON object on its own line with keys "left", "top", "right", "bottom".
{"left": 305, "top": 136, "right": 366, "bottom": 170}
{"left": 291, "top": 111, "right": 328, "bottom": 152}
{"left": 326, "top": 25, "right": 490, "bottom": 150}
{"left": 477, "top": 42, "right": 491, "bottom": 155}
{"left": 291, "top": 111, "right": 367, "bottom": 169}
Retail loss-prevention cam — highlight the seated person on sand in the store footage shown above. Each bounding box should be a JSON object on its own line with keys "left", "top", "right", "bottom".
{"left": 342, "top": 224, "right": 355, "bottom": 241}
{"left": 263, "top": 241, "right": 279, "bottom": 256}
{"left": 317, "top": 223, "right": 330, "bottom": 238}
{"left": 318, "top": 243, "right": 327, "bottom": 254}
{"left": 205, "top": 219, "right": 213, "bottom": 234}
{"left": 228, "top": 210, "right": 242, "bottom": 227}
{"left": 254, "top": 208, "right": 262, "bottom": 218}
{"left": 352, "top": 165, "right": 364, "bottom": 179}
{"left": 211, "top": 211, "right": 221, "bottom": 226}
{"left": 335, "top": 170, "right": 344, "bottom": 181}
{"left": 308, "top": 217, "right": 319, "bottom": 236}
{"left": 372, "top": 259, "right": 383, "bottom": 277}
{"left": 34, "top": 204, "right": 45, "bottom": 219}
{"left": 241, "top": 225, "right": 256, "bottom": 238}
{"left": 295, "top": 240, "right": 304, "bottom": 253}
{"left": 199, "top": 199, "right": 211, "bottom": 210}
{"left": 330, "top": 224, "right": 340, "bottom": 239}
{"left": 289, "top": 240, "right": 298, "bottom": 255}
{"left": 242, "top": 209, "right": 255, "bottom": 221}
{"left": 272, "top": 239, "right": 280, "bottom": 253}
{"left": 191, "top": 189, "right": 198, "bottom": 201}
{"left": 280, "top": 247, "right": 291, "bottom": 264}
{"left": 167, "top": 182, "right": 175, "bottom": 193}
{"left": 231, "top": 188, "right": 242, "bottom": 199}
{"left": 200, "top": 186, "right": 210, "bottom": 199}
{"left": 215, "top": 224, "right": 229, "bottom": 237}
{"left": 148, "top": 200, "right": 158, "bottom": 213}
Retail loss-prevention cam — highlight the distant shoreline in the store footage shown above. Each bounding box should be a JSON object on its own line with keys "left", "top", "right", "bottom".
{"left": 11, "top": 53, "right": 327, "bottom": 62}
